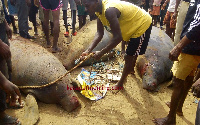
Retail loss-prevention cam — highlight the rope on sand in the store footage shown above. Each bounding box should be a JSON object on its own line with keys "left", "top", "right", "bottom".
{"left": 18, "top": 53, "right": 94, "bottom": 89}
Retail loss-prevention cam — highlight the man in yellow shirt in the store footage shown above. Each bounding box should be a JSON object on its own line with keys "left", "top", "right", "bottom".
{"left": 80, "top": 0, "right": 152, "bottom": 90}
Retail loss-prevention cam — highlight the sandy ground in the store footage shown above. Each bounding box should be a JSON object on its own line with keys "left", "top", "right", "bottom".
{"left": 5, "top": 10, "right": 199, "bottom": 125}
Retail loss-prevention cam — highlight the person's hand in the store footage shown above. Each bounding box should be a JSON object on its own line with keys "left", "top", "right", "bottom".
{"left": 5, "top": 24, "right": 12, "bottom": 39}
{"left": 1, "top": 79, "right": 21, "bottom": 106}
{"left": 93, "top": 51, "right": 104, "bottom": 60}
{"left": 0, "top": 40, "right": 11, "bottom": 59}
{"left": 80, "top": 50, "right": 89, "bottom": 60}
{"left": 192, "top": 79, "right": 200, "bottom": 98}
{"left": 169, "top": 46, "right": 182, "bottom": 61}
{"left": 10, "top": 0, "right": 16, "bottom": 5}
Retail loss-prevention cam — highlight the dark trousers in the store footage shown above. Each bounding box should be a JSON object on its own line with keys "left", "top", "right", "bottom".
{"left": 160, "top": 2, "right": 168, "bottom": 27}
{"left": 16, "top": 0, "right": 29, "bottom": 37}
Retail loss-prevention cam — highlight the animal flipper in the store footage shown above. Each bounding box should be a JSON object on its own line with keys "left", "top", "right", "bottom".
{"left": 23, "top": 94, "right": 39, "bottom": 125}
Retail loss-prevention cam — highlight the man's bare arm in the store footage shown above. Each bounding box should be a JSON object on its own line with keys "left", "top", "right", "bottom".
{"left": 100, "top": 7, "right": 123, "bottom": 54}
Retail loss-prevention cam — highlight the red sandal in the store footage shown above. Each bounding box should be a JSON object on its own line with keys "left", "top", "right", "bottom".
{"left": 72, "top": 32, "right": 77, "bottom": 36}
{"left": 64, "top": 31, "right": 69, "bottom": 37}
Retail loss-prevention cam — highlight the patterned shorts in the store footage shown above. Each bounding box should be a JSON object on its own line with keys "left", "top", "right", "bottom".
{"left": 163, "top": 11, "right": 176, "bottom": 28}
{"left": 126, "top": 24, "right": 152, "bottom": 56}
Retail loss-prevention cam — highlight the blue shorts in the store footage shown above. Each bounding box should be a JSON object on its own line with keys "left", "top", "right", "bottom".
{"left": 126, "top": 24, "right": 152, "bottom": 56}
{"left": 40, "top": 0, "right": 63, "bottom": 11}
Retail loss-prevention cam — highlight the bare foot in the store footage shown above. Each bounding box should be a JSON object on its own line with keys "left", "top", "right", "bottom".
{"left": 165, "top": 102, "right": 183, "bottom": 116}
{"left": 52, "top": 47, "right": 62, "bottom": 53}
{"left": 152, "top": 117, "right": 176, "bottom": 125}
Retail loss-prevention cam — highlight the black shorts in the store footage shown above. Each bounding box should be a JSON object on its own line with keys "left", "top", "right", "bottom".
{"left": 126, "top": 24, "right": 152, "bottom": 56}
{"left": 40, "top": 0, "right": 63, "bottom": 11}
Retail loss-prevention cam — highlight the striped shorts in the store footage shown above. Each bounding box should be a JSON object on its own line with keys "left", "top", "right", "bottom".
{"left": 126, "top": 24, "right": 152, "bottom": 56}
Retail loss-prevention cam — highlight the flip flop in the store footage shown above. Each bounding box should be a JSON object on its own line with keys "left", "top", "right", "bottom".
{"left": 0, "top": 114, "right": 21, "bottom": 125}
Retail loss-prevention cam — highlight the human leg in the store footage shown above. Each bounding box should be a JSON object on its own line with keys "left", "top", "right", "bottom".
{"left": 153, "top": 53, "right": 200, "bottom": 125}
{"left": 114, "top": 55, "right": 137, "bottom": 88}
{"left": 153, "top": 15, "right": 157, "bottom": 26}
{"left": 83, "top": 15, "right": 86, "bottom": 26}
{"left": 50, "top": 21, "right": 54, "bottom": 36}
{"left": 70, "top": 0, "right": 77, "bottom": 35}
{"left": 63, "top": 10, "right": 69, "bottom": 33}
{"left": 32, "top": 13, "right": 38, "bottom": 35}
{"left": 43, "top": 10, "right": 51, "bottom": 47}
{"left": 62, "top": 0, "right": 69, "bottom": 37}
{"left": 71, "top": 10, "right": 77, "bottom": 35}
{"left": 163, "top": 11, "right": 171, "bottom": 36}
{"left": 153, "top": 77, "right": 184, "bottom": 125}
{"left": 171, "top": 28, "right": 175, "bottom": 41}
{"left": 52, "top": 9, "right": 61, "bottom": 52}
{"left": 176, "top": 75, "right": 194, "bottom": 115}
{"left": 114, "top": 24, "right": 152, "bottom": 89}
{"left": 154, "top": 15, "right": 158, "bottom": 26}
{"left": 78, "top": 15, "right": 83, "bottom": 30}
{"left": 9, "top": 15, "right": 18, "bottom": 34}
{"left": 169, "top": 12, "right": 176, "bottom": 41}
{"left": 16, "top": 0, "right": 33, "bottom": 39}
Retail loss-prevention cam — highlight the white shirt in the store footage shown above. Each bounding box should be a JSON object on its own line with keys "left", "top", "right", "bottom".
{"left": 168, "top": 0, "right": 176, "bottom": 12}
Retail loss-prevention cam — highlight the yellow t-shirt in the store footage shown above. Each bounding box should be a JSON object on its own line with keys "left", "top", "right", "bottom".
{"left": 95, "top": 0, "right": 152, "bottom": 41}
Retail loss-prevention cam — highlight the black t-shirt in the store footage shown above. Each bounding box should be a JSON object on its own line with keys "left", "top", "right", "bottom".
{"left": 181, "top": 0, "right": 200, "bottom": 56}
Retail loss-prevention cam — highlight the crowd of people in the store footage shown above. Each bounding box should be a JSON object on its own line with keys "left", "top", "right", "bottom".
{"left": 0, "top": 0, "right": 200, "bottom": 124}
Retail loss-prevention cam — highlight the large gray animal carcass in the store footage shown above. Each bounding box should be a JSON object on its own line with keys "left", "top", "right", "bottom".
{"left": 136, "top": 27, "right": 174, "bottom": 91}
{"left": 10, "top": 36, "right": 80, "bottom": 112}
